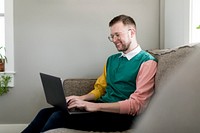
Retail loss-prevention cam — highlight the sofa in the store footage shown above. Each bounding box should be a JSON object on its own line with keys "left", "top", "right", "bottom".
{"left": 45, "top": 43, "right": 200, "bottom": 133}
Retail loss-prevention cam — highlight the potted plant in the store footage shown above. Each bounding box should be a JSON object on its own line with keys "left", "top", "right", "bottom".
{"left": 0, "top": 46, "right": 7, "bottom": 72}
{"left": 197, "top": 25, "right": 200, "bottom": 29}
{"left": 0, "top": 74, "right": 12, "bottom": 96}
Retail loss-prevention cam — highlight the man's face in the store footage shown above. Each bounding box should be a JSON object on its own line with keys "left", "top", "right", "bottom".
{"left": 109, "top": 22, "right": 132, "bottom": 53}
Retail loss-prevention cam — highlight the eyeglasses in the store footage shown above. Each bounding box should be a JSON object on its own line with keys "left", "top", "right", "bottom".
{"left": 108, "top": 29, "right": 131, "bottom": 42}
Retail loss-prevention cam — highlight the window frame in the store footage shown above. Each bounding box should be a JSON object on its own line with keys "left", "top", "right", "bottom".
{"left": 189, "top": 0, "right": 200, "bottom": 43}
{"left": 0, "top": 0, "right": 15, "bottom": 87}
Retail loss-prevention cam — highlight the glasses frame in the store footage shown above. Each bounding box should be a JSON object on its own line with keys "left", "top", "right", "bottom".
{"left": 108, "top": 29, "right": 131, "bottom": 42}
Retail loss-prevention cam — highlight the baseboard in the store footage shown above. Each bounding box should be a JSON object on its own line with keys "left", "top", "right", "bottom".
{"left": 0, "top": 124, "right": 28, "bottom": 133}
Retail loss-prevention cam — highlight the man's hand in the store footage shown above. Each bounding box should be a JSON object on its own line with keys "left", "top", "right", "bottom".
{"left": 66, "top": 95, "right": 82, "bottom": 103}
{"left": 66, "top": 96, "right": 99, "bottom": 112}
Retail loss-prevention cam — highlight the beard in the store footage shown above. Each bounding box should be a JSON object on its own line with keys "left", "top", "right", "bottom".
{"left": 116, "top": 41, "right": 131, "bottom": 52}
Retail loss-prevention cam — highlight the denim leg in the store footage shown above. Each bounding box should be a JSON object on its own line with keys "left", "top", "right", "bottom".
{"left": 21, "top": 107, "right": 58, "bottom": 133}
{"left": 41, "top": 111, "right": 134, "bottom": 132}
{"left": 40, "top": 110, "right": 67, "bottom": 132}
{"left": 22, "top": 108, "right": 135, "bottom": 132}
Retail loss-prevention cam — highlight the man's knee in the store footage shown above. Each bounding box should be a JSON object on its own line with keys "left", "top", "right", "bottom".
{"left": 35, "top": 107, "right": 57, "bottom": 119}
{"left": 49, "top": 111, "right": 66, "bottom": 122}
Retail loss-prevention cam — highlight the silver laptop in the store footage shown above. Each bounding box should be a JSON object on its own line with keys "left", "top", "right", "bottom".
{"left": 40, "top": 72, "right": 90, "bottom": 115}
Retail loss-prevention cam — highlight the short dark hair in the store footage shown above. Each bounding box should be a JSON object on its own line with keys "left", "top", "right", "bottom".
{"left": 109, "top": 14, "right": 136, "bottom": 28}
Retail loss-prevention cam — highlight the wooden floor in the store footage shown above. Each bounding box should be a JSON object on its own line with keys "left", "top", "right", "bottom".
{"left": 0, "top": 124, "right": 27, "bottom": 133}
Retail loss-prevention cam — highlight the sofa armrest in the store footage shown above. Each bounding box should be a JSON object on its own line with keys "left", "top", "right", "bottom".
{"left": 63, "top": 79, "right": 96, "bottom": 96}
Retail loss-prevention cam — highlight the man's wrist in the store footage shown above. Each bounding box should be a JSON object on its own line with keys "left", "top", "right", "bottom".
{"left": 79, "top": 95, "right": 86, "bottom": 101}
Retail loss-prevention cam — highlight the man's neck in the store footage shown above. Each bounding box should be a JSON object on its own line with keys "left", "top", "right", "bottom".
{"left": 123, "top": 43, "right": 139, "bottom": 54}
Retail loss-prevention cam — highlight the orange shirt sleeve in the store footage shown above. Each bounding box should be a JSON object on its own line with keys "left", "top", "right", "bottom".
{"left": 119, "top": 60, "right": 157, "bottom": 115}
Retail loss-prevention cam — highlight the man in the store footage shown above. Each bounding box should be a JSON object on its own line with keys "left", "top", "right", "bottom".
{"left": 22, "top": 14, "right": 157, "bottom": 133}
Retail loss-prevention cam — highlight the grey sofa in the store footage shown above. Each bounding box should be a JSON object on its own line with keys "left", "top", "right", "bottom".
{"left": 45, "top": 43, "right": 200, "bottom": 133}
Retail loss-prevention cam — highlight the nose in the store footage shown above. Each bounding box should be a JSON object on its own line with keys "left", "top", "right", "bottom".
{"left": 112, "top": 35, "right": 119, "bottom": 42}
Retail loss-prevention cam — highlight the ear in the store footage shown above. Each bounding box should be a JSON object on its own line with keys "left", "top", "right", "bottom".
{"left": 129, "top": 29, "right": 136, "bottom": 38}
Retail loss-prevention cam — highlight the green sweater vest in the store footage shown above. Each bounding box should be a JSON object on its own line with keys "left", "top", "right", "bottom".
{"left": 98, "top": 50, "right": 157, "bottom": 103}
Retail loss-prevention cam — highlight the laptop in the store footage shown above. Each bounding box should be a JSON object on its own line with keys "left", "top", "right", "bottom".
{"left": 40, "top": 72, "right": 90, "bottom": 115}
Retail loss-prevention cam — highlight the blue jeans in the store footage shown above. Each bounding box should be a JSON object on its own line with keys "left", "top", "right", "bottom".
{"left": 21, "top": 107, "right": 135, "bottom": 133}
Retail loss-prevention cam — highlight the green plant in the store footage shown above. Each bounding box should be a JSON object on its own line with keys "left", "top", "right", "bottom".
{"left": 0, "top": 46, "right": 7, "bottom": 63}
{"left": 0, "top": 74, "right": 12, "bottom": 96}
{"left": 197, "top": 25, "right": 200, "bottom": 29}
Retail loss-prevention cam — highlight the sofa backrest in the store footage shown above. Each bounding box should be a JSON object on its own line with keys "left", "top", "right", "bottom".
{"left": 133, "top": 44, "right": 200, "bottom": 133}
{"left": 147, "top": 43, "right": 200, "bottom": 91}
{"left": 63, "top": 79, "right": 96, "bottom": 96}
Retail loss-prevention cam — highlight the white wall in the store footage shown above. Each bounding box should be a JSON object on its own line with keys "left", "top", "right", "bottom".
{"left": 161, "top": 0, "right": 190, "bottom": 48}
{"left": 0, "top": 0, "right": 160, "bottom": 124}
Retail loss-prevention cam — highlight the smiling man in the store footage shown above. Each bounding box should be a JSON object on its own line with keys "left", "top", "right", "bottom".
{"left": 22, "top": 14, "right": 157, "bottom": 133}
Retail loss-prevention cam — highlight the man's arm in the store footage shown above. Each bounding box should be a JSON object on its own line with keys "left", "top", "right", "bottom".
{"left": 119, "top": 60, "right": 157, "bottom": 115}
{"left": 67, "top": 97, "right": 121, "bottom": 113}
{"left": 89, "top": 64, "right": 107, "bottom": 100}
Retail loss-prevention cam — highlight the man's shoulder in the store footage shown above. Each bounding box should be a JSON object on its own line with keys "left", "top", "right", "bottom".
{"left": 138, "top": 50, "right": 157, "bottom": 62}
